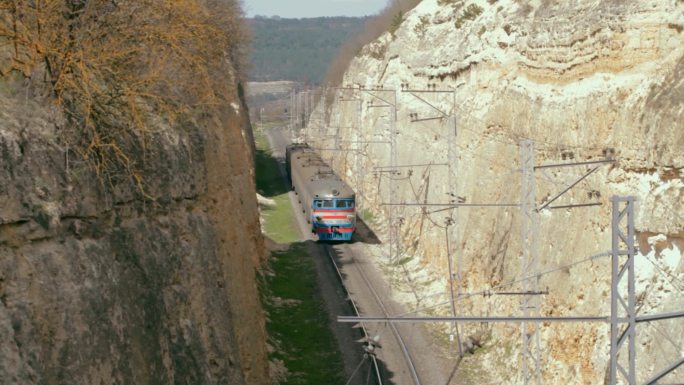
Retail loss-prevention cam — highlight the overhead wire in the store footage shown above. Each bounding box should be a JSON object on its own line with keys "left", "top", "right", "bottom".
{"left": 396, "top": 247, "right": 683, "bottom": 321}
{"left": 644, "top": 322, "right": 684, "bottom": 384}
{"left": 394, "top": 252, "right": 608, "bottom": 317}
{"left": 344, "top": 356, "right": 369, "bottom": 385}
{"left": 640, "top": 254, "right": 684, "bottom": 296}
{"left": 405, "top": 166, "right": 449, "bottom": 230}
{"left": 391, "top": 101, "right": 609, "bottom": 201}
{"left": 536, "top": 168, "right": 605, "bottom": 197}
{"left": 379, "top": 109, "right": 524, "bottom": 173}
{"left": 306, "top": 38, "right": 655, "bottom": 155}
{"left": 647, "top": 320, "right": 682, "bottom": 353}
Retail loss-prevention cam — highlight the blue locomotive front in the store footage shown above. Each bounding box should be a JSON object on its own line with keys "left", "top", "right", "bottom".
{"left": 311, "top": 196, "right": 356, "bottom": 241}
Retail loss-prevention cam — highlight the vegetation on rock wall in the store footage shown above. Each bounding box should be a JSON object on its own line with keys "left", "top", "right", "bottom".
{"left": 0, "top": 0, "right": 248, "bottom": 193}
{"left": 454, "top": 4, "right": 483, "bottom": 29}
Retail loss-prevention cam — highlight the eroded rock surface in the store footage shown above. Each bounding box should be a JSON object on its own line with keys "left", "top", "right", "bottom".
{"left": 0, "top": 79, "right": 268, "bottom": 384}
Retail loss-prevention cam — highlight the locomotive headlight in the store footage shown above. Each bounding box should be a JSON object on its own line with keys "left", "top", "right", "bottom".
{"left": 315, "top": 216, "right": 322, "bottom": 221}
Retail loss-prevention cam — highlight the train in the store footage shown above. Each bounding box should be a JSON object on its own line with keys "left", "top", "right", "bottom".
{"left": 286, "top": 143, "right": 356, "bottom": 241}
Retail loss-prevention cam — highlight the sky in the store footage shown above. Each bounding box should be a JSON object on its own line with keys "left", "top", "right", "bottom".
{"left": 242, "top": 0, "right": 389, "bottom": 18}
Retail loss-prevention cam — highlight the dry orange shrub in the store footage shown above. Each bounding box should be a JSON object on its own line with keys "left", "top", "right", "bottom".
{"left": 0, "top": 0, "right": 248, "bottom": 194}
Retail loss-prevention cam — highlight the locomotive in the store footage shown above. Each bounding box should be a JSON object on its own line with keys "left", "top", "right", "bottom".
{"left": 286, "top": 143, "right": 356, "bottom": 241}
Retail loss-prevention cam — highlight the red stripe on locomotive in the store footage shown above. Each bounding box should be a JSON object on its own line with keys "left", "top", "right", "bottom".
{"left": 314, "top": 228, "right": 355, "bottom": 233}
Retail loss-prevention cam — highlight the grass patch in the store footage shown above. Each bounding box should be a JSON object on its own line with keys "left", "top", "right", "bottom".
{"left": 254, "top": 130, "right": 288, "bottom": 198}
{"left": 261, "top": 194, "right": 300, "bottom": 243}
{"left": 359, "top": 208, "right": 374, "bottom": 223}
{"left": 260, "top": 244, "right": 346, "bottom": 385}
{"left": 254, "top": 128, "right": 299, "bottom": 243}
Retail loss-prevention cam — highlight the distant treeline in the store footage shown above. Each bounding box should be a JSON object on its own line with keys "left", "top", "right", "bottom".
{"left": 247, "top": 17, "right": 366, "bottom": 84}
{"left": 326, "top": 0, "right": 422, "bottom": 86}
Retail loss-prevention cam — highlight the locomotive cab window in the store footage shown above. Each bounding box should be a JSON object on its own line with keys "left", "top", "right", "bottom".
{"left": 314, "top": 200, "right": 334, "bottom": 208}
{"left": 336, "top": 200, "right": 355, "bottom": 208}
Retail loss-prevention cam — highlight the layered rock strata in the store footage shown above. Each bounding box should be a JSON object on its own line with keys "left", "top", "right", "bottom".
{"left": 309, "top": 0, "right": 684, "bottom": 383}
{"left": 0, "top": 78, "right": 268, "bottom": 384}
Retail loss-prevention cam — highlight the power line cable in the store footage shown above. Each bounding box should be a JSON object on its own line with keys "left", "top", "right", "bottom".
{"left": 395, "top": 252, "right": 608, "bottom": 317}
{"left": 344, "top": 356, "right": 369, "bottom": 385}
{"left": 647, "top": 317, "right": 682, "bottom": 353}
{"left": 536, "top": 169, "right": 604, "bottom": 196}
{"left": 641, "top": 254, "right": 684, "bottom": 296}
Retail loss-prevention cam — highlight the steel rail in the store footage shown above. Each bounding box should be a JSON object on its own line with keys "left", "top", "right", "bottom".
{"left": 341, "top": 245, "right": 422, "bottom": 385}
{"left": 322, "top": 246, "right": 383, "bottom": 385}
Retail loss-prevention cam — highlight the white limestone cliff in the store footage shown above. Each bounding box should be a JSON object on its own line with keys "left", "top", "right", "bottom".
{"left": 307, "top": 0, "right": 684, "bottom": 383}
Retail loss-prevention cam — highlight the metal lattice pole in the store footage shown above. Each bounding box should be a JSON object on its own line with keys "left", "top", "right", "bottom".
{"left": 356, "top": 98, "right": 364, "bottom": 216}
{"left": 389, "top": 93, "right": 398, "bottom": 268}
{"left": 520, "top": 139, "right": 541, "bottom": 385}
{"left": 320, "top": 87, "right": 327, "bottom": 140}
{"left": 447, "top": 113, "right": 463, "bottom": 356}
{"left": 290, "top": 90, "right": 295, "bottom": 142}
{"left": 303, "top": 91, "right": 309, "bottom": 143}
{"left": 334, "top": 92, "right": 341, "bottom": 164}
{"left": 610, "top": 196, "right": 636, "bottom": 385}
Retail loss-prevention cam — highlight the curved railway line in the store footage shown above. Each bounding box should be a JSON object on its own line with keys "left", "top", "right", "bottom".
{"left": 323, "top": 244, "right": 422, "bottom": 385}
{"left": 321, "top": 244, "right": 384, "bottom": 385}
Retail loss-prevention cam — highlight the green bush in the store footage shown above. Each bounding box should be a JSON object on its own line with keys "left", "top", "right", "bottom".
{"left": 414, "top": 15, "right": 431, "bottom": 36}
{"left": 455, "top": 4, "right": 483, "bottom": 29}
{"left": 390, "top": 10, "right": 405, "bottom": 36}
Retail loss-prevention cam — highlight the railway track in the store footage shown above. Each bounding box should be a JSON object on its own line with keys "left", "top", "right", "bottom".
{"left": 321, "top": 244, "right": 384, "bottom": 385}
{"left": 265, "top": 126, "right": 428, "bottom": 385}
{"left": 323, "top": 243, "right": 423, "bottom": 385}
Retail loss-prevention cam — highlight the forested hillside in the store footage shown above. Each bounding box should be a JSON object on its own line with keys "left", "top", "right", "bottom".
{"left": 248, "top": 17, "right": 365, "bottom": 84}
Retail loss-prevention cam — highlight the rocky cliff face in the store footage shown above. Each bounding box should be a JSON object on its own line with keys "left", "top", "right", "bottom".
{"left": 0, "top": 74, "right": 268, "bottom": 383}
{"left": 310, "top": 0, "right": 683, "bottom": 383}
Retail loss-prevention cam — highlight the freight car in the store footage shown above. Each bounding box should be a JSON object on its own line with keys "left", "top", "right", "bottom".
{"left": 286, "top": 143, "right": 356, "bottom": 241}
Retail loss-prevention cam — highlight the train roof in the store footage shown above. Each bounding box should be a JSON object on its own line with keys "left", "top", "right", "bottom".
{"left": 288, "top": 144, "right": 355, "bottom": 199}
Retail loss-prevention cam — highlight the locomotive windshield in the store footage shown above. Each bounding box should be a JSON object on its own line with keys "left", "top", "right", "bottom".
{"left": 336, "top": 199, "right": 354, "bottom": 208}
{"left": 313, "top": 199, "right": 354, "bottom": 209}
{"left": 314, "top": 200, "right": 334, "bottom": 208}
